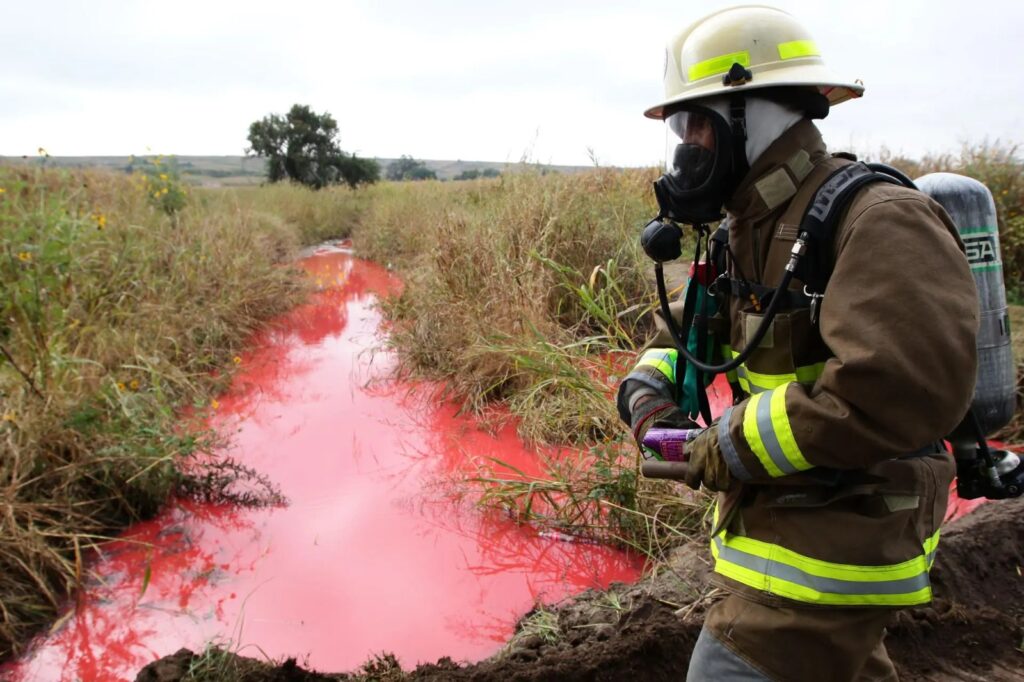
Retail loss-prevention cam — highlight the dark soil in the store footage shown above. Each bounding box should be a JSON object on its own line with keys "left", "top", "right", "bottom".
{"left": 136, "top": 498, "right": 1024, "bottom": 682}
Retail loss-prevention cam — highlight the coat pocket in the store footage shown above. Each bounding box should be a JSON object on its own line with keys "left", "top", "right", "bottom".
{"left": 736, "top": 305, "right": 826, "bottom": 388}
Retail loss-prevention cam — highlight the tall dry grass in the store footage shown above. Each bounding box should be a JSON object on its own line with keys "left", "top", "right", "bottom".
{"left": 209, "top": 181, "right": 372, "bottom": 245}
{"left": 0, "top": 166, "right": 306, "bottom": 658}
{"left": 354, "top": 169, "right": 661, "bottom": 444}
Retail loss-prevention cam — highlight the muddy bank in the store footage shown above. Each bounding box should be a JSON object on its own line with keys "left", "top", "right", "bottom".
{"left": 136, "top": 497, "right": 1024, "bottom": 681}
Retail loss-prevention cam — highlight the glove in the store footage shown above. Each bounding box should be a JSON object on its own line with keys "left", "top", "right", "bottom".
{"left": 683, "top": 426, "right": 733, "bottom": 493}
{"left": 628, "top": 394, "right": 697, "bottom": 448}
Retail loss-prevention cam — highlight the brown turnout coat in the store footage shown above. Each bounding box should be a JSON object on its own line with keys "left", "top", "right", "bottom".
{"left": 648, "top": 120, "right": 979, "bottom": 608}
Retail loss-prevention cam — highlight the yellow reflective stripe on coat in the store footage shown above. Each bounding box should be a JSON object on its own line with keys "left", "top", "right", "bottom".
{"left": 777, "top": 40, "right": 820, "bottom": 60}
{"left": 720, "top": 346, "right": 824, "bottom": 394}
{"left": 634, "top": 348, "right": 678, "bottom": 384}
{"left": 711, "top": 528, "right": 941, "bottom": 606}
{"left": 688, "top": 51, "right": 751, "bottom": 81}
{"left": 741, "top": 385, "right": 813, "bottom": 477}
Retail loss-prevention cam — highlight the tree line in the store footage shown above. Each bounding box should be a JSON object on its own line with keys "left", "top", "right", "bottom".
{"left": 246, "top": 105, "right": 499, "bottom": 189}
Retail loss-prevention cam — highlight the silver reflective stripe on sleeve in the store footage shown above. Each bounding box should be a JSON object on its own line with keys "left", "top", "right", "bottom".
{"left": 755, "top": 392, "right": 801, "bottom": 476}
{"left": 718, "top": 406, "right": 752, "bottom": 481}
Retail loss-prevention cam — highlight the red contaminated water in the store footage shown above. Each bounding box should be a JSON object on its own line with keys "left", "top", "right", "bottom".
{"left": 2, "top": 246, "right": 642, "bottom": 682}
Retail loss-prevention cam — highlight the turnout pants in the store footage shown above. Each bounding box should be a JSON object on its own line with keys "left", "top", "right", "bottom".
{"left": 686, "top": 595, "right": 897, "bottom": 681}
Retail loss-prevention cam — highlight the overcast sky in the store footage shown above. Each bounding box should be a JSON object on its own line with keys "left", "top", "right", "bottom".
{"left": 2, "top": 0, "right": 1021, "bottom": 166}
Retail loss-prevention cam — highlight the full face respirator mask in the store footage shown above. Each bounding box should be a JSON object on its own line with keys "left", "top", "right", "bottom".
{"left": 652, "top": 101, "right": 745, "bottom": 226}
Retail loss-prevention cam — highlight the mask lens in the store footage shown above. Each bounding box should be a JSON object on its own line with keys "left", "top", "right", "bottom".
{"left": 667, "top": 111, "right": 717, "bottom": 153}
{"left": 663, "top": 110, "right": 719, "bottom": 190}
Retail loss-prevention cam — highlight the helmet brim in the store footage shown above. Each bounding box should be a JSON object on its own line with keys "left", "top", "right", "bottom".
{"left": 645, "top": 65, "right": 864, "bottom": 120}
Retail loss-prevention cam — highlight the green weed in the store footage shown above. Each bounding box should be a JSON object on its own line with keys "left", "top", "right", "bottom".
{"left": 473, "top": 438, "right": 708, "bottom": 560}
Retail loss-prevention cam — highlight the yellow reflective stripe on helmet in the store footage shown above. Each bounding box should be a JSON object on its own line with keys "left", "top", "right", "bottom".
{"left": 741, "top": 385, "right": 812, "bottom": 476}
{"left": 688, "top": 51, "right": 751, "bottom": 82}
{"left": 711, "top": 529, "right": 940, "bottom": 606}
{"left": 635, "top": 349, "right": 678, "bottom": 384}
{"left": 777, "top": 40, "right": 820, "bottom": 60}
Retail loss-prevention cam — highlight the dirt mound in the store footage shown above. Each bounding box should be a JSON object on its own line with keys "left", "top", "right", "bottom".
{"left": 135, "top": 499, "right": 1024, "bottom": 681}
{"left": 886, "top": 497, "right": 1024, "bottom": 681}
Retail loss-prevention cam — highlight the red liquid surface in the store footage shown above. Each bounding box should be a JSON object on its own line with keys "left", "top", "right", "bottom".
{"left": 3, "top": 247, "right": 641, "bottom": 681}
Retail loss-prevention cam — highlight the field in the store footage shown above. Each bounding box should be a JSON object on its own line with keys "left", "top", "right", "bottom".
{"left": 2, "top": 143, "right": 1023, "bottom": 679}
{"left": 0, "top": 155, "right": 595, "bottom": 187}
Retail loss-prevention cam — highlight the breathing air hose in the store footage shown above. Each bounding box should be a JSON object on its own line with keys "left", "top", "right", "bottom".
{"left": 653, "top": 232, "right": 803, "bottom": 376}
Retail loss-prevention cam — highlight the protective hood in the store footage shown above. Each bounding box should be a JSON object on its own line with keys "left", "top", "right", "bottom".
{"left": 695, "top": 96, "right": 804, "bottom": 168}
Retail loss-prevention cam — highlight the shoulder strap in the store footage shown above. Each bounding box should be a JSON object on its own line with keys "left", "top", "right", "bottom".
{"left": 795, "top": 162, "right": 901, "bottom": 294}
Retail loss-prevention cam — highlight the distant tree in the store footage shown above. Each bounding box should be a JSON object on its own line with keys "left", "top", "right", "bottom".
{"left": 454, "top": 168, "right": 501, "bottom": 181}
{"left": 385, "top": 155, "right": 437, "bottom": 181}
{"left": 246, "top": 104, "right": 379, "bottom": 189}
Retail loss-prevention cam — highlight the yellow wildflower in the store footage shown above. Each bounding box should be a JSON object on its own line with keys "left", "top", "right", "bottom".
{"left": 210, "top": 399, "right": 220, "bottom": 410}
{"left": 117, "top": 382, "right": 126, "bottom": 391}
{"left": 18, "top": 251, "right": 32, "bottom": 262}
{"left": 160, "top": 187, "right": 169, "bottom": 196}
{"left": 129, "top": 379, "right": 140, "bottom": 391}
{"left": 0, "top": 187, "right": 6, "bottom": 194}
{"left": 153, "top": 191, "right": 161, "bottom": 199}
{"left": 93, "top": 212, "right": 107, "bottom": 230}
{"left": 232, "top": 356, "right": 242, "bottom": 365}
{"left": 159, "top": 173, "right": 168, "bottom": 181}
{"left": 2, "top": 413, "right": 15, "bottom": 424}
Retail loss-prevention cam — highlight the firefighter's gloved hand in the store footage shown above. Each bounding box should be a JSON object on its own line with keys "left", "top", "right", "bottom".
{"left": 629, "top": 395, "right": 698, "bottom": 448}
{"left": 683, "top": 427, "right": 733, "bottom": 492}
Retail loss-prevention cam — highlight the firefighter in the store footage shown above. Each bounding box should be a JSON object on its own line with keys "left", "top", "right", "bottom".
{"left": 617, "top": 6, "right": 979, "bottom": 680}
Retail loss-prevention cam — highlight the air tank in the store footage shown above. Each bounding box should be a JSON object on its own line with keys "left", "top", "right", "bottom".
{"left": 915, "top": 173, "right": 1016, "bottom": 435}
